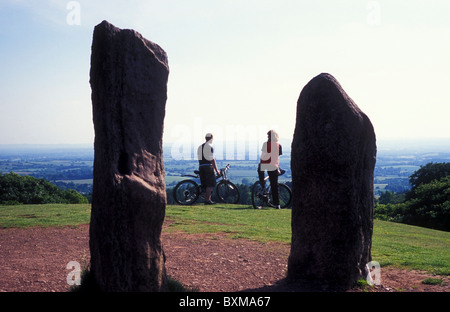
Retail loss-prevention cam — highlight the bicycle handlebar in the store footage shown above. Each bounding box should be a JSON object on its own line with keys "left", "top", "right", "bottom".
{"left": 219, "top": 164, "right": 230, "bottom": 178}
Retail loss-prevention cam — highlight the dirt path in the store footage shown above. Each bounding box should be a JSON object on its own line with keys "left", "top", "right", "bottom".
{"left": 0, "top": 224, "right": 448, "bottom": 292}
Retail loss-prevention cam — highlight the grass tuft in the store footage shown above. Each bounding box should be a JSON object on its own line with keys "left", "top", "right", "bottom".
{"left": 421, "top": 278, "right": 444, "bottom": 285}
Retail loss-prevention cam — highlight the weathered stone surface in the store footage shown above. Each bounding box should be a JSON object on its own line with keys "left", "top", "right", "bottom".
{"left": 89, "top": 20, "right": 169, "bottom": 291}
{"left": 287, "top": 73, "right": 376, "bottom": 289}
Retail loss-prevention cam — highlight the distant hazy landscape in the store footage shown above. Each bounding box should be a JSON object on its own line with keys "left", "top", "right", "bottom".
{"left": 1, "top": 138, "right": 449, "bottom": 198}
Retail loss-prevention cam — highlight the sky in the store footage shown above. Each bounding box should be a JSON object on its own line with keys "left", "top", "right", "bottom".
{"left": 1, "top": 0, "right": 449, "bottom": 149}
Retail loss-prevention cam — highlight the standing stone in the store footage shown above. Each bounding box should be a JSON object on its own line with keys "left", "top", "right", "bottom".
{"left": 288, "top": 73, "right": 376, "bottom": 289}
{"left": 89, "top": 20, "right": 169, "bottom": 291}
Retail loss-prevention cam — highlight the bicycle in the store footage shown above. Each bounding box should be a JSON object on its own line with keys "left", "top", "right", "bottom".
{"left": 251, "top": 169, "right": 292, "bottom": 209}
{"left": 173, "top": 164, "right": 240, "bottom": 205}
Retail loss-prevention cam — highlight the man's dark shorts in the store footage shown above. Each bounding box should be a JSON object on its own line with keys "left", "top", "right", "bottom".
{"left": 199, "top": 165, "right": 216, "bottom": 188}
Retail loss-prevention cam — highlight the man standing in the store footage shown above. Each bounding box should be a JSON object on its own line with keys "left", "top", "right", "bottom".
{"left": 197, "top": 133, "right": 221, "bottom": 204}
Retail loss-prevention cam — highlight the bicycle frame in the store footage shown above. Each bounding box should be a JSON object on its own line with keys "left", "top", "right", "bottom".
{"left": 174, "top": 164, "right": 240, "bottom": 205}
{"left": 252, "top": 168, "right": 291, "bottom": 209}
{"left": 181, "top": 164, "right": 231, "bottom": 187}
{"left": 257, "top": 173, "right": 278, "bottom": 196}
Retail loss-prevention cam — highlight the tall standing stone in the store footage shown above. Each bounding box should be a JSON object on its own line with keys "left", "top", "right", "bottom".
{"left": 89, "top": 21, "right": 169, "bottom": 291}
{"left": 288, "top": 73, "right": 376, "bottom": 289}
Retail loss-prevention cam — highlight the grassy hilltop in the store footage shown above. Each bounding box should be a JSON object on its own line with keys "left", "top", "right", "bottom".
{"left": 0, "top": 203, "right": 449, "bottom": 275}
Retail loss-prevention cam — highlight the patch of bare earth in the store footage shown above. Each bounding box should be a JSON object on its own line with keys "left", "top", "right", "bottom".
{"left": 0, "top": 224, "right": 448, "bottom": 292}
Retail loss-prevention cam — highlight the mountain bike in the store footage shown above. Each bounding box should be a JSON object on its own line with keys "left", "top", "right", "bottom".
{"left": 251, "top": 169, "right": 292, "bottom": 209}
{"left": 173, "top": 164, "right": 240, "bottom": 205}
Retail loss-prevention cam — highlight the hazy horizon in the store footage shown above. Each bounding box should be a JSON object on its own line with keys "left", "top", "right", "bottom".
{"left": 1, "top": 136, "right": 449, "bottom": 153}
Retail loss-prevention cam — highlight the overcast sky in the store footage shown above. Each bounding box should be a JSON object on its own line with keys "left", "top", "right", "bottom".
{"left": 1, "top": 0, "right": 449, "bottom": 146}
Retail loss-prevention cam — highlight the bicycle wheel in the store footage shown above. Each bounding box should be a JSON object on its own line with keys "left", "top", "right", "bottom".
{"left": 269, "top": 183, "right": 292, "bottom": 208}
{"left": 216, "top": 181, "right": 240, "bottom": 204}
{"left": 251, "top": 181, "right": 266, "bottom": 209}
{"left": 173, "top": 180, "right": 200, "bottom": 205}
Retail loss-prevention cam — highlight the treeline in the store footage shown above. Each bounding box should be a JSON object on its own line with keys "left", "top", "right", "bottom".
{"left": 375, "top": 162, "right": 450, "bottom": 231}
{"left": 32, "top": 167, "right": 93, "bottom": 181}
{"left": 0, "top": 172, "right": 88, "bottom": 205}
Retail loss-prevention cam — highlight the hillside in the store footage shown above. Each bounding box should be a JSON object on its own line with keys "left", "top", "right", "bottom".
{"left": 1, "top": 203, "right": 449, "bottom": 277}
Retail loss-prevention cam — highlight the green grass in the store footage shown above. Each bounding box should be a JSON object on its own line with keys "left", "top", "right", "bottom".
{"left": 372, "top": 220, "right": 450, "bottom": 275}
{"left": 165, "top": 204, "right": 291, "bottom": 243}
{"left": 0, "top": 204, "right": 91, "bottom": 228}
{"left": 1, "top": 203, "right": 449, "bottom": 275}
{"left": 421, "top": 278, "right": 444, "bottom": 285}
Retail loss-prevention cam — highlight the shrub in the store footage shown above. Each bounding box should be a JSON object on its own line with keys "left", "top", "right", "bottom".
{"left": 375, "top": 176, "right": 450, "bottom": 231}
{"left": 0, "top": 172, "right": 88, "bottom": 205}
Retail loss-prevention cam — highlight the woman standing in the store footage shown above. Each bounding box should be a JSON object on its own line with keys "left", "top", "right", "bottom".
{"left": 258, "top": 130, "right": 282, "bottom": 208}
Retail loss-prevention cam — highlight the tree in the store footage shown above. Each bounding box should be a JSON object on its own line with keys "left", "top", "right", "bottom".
{"left": 402, "top": 176, "right": 450, "bottom": 230}
{"left": 64, "top": 189, "right": 89, "bottom": 204}
{"left": 0, "top": 172, "right": 88, "bottom": 205}
{"left": 409, "top": 162, "right": 450, "bottom": 190}
{"left": 375, "top": 163, "right": 450, "bottom": 231}
{"left": 378, "top": 190, "right": 405, "bottom": 205}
